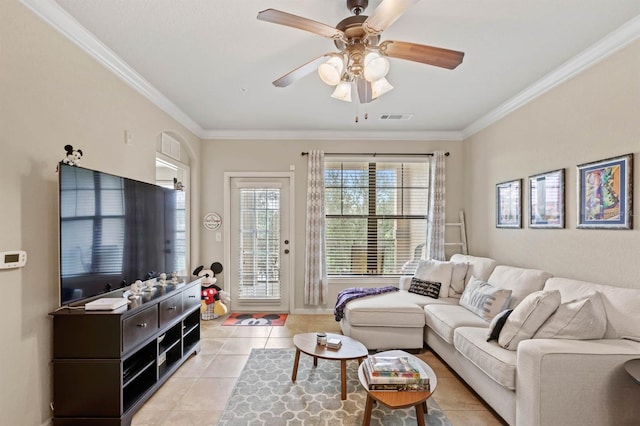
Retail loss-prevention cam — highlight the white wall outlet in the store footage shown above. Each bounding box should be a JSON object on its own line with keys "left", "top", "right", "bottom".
{"left": 215, "top": 232, "right": 222, "bottom": 242}
{"left": 289, "top": 164, "right": 295, "bottom": 171}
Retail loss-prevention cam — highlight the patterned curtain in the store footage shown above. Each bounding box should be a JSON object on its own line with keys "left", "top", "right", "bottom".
{"left": 426, "top": 151, "right": 446, "bottom": 261}
{"left": 304, "top": 150, "right": 328, "bottom": 305}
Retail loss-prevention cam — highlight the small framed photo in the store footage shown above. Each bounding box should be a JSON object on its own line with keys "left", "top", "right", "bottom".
{"left": 529, "top": 169, "right": 565, "bottom": 229}
{"left": 577, "top": 153, "right": 633, "bottom": 229}
{"left": 496, "top": 179, "right": 522, "bottom": 228}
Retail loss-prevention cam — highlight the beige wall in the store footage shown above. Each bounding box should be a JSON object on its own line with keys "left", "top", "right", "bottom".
{"left": 0, "top": 1, "right": 200, "bottom": 425}
{"left": 199, "top": 139, "right": 465, "bottom": 311}
{"left": 463, "top": 39, "right": 640, "bottom": 288}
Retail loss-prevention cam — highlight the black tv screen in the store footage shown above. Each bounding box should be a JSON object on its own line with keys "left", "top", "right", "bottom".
{"left": 58, "top": 163, "right": 183, "bottom": 306}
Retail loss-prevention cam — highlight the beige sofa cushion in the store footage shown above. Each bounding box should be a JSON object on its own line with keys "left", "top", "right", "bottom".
{"left": 534, "top": 292, "right": 607, "bottom": 340}
{"left": 459, "top": 276, "right": 512, "bottom": 321}
{"left": 424, "top": 304, "right": 489, "bottom": 344}
{"left": 449, "top": 254, "right": 497, "bottom": 286}
{"left": 498, "top": 290, "right": 561, "bottom": 350}
{"left": 544, "top": 277, "right": 640, "bottom": 339}
{"left": 343, "top": 290, "right": 455, "bottom": 327}
{"left": 414, "top": 259, "right": 452, "bottom": 298}
{"left": 487, "top": 265, "right": 552, "bottom": 308}
{"left": 454, "top": 326, "right": 517, "bottom": 390}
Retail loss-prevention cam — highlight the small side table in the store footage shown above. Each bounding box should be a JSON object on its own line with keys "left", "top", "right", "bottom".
{"left": 292, "top": 333, "right": 368, "bottom": 400}
{"left": 358, "top": 349, "right": 438, "bottom": 426}
{"left": 624, "top": 359, "right": 640, "bottom": 384}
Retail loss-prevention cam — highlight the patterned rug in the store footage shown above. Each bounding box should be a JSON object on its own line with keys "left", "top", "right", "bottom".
{"left": 222, "top": 313, "right": 288, "bottom": 326}
{"left": 218, "top": 348, "right": 451, "bottom": 426}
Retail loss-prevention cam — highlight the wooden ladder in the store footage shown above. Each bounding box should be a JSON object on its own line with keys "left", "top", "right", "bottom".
{"left": 444, "top": 210, "right": 468, "bottom": 255}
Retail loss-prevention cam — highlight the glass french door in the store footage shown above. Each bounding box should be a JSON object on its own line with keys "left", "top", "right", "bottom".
{"left": 229, "top": 177, "right": 291, "bottom": 312}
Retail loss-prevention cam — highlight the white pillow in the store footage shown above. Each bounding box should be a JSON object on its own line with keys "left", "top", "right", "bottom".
{"left": 448, "top": 262, "right": 469, "bottom": 298}
{"left": 533, "top": 292, "right": 607, "bottom": 340}
{"left": 414, "top": 259, "right": 452, "bottom": 298}
{"left": 498, "top": 290, "right": 561, "bottom": 350}
{"left": 459, "top": 276, "right": 512, "bottom": 321}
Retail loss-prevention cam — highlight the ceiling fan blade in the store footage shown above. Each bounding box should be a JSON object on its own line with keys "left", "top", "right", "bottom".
{"left": 272, "top": 54, "right": 334, "bottom": 87}
{"left": 379, "top": 40, "right": 464, "bottom": 69}
{"left": 363, "top": 0, "right": 420, "bottom": 35}
{"left": 257, "top": 9, "right": 344, "bottom": 39}
{"left": 356, "top": 78, "right": 374, "bottom": 104}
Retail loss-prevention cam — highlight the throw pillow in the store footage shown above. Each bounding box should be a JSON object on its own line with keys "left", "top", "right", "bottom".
{"left": 487, "top": 309, "right": 513, "bottom": 342}
{"left": 449, "top": 262, "right": 469, "bottom": 298}
{"left": 408, "top": 277, "right": 441, "bottom": 299}
{"left": 498, "top": 290, "right": 561, "bottom": 350}
{"left": 533, "top": 292, "right": 607, "bottom": 340}
{"left": 459, "top": 276, "right": 513, "bottom": 321}
{"left": 414, "top": 259, "right": 452, "bottom": 298}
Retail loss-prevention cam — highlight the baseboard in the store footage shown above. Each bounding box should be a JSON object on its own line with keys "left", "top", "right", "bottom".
{"left": 291, "top": 307, "right": 334, "bottom": 315}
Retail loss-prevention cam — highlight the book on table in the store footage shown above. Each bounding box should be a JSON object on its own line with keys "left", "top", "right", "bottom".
{"left": 363, "top": 356, "right": 430, "bottom": 391}
{"left": 326, "top": 337, "right": 342, "bottom": 350}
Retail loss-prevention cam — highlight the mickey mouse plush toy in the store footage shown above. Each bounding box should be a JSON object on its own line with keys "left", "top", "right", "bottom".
{"left": 193, "top": 263, "right": 229, "bottom": 320}
{"left": 62, "top": 144, "right": 83, "bottom": 166}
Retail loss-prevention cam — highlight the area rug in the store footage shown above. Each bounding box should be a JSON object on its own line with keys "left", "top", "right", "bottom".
{"left": 218, "top": 348, "right": 451, "bottom": 426}
{"left": 222, "top": 313, "right": 288, "bottom": 326}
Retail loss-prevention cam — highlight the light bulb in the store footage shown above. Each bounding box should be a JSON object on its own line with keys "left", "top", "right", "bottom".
{"left": 331, "top": 81, "right": 352, "bottom": 102}
{"left": 371, "top": 77, "right": 393, "bottom": 99}
{"left": 363, "top": 52, "right": 390, "bottom": 82}
{"left": 318, "top": 56, "right": 344, "bottom": 86}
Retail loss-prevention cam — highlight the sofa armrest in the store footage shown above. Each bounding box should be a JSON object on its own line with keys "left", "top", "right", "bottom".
{"left": 516, "top": 338, "right": 640, "bottom": 426}
{"left": 399, "top": 276, "right": 412, "bottom": 291}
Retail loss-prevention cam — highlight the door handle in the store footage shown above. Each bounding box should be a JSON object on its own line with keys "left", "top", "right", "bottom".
{"left": 284, "top": 240, "right": 289, "bottom": 245}
{"left": 284, "top": 249, "right": 290, "bottom": 254}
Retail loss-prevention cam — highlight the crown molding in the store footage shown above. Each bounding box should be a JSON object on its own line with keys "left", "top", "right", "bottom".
{"left": 462, "top": 14, "right": 640, "bottom": 139}
{"left": 19, "top": 0, "right": 205, "bottom": 138}
{"left": 200, "top": 129, "right": 463, "bottom": 141}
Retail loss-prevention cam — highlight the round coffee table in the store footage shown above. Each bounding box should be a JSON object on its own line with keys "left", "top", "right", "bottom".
{"left": 358, "top": 349, "right": 438, "bottom": 426}
{"left": 292, "top": 332, "right": 368, "bottom": 400}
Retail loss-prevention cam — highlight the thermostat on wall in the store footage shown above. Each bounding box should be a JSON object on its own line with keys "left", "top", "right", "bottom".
{"left": 1, "top": 251, "right": 27, "bottom": 269}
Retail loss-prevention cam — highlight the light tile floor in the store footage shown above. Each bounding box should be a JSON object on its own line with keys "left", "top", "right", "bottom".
{"left": 132, "top": 314, "right": 506, "bottom": 425}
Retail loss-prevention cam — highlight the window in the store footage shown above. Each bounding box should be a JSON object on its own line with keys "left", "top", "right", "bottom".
{"left": 325, "top": 159, "right": 429, "bottom": 276}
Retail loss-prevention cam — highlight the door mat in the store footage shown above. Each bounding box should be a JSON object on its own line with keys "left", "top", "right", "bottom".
{"left": 222, "top": 313, "right": 288, "bottom": 326}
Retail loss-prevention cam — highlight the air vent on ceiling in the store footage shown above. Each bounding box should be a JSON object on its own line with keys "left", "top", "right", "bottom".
{"left": 379, "top": 113, "right": 414, "bottom": 120}
{"left": 161, "top": 132, "right": 181, "bottom": 160}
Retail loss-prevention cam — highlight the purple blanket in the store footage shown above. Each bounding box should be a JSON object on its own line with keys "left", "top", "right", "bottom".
{"left": 334, "top": 286, "right": 399, "bottom": 321}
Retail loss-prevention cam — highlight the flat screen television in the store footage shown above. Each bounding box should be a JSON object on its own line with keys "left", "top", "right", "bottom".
{"left": 58, "top": 163, "right": 184, "bottom": 306}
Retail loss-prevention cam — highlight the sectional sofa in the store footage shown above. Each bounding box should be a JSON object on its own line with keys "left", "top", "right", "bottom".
{"left": 339, "top": 254, "right": 640, "bottom": 426}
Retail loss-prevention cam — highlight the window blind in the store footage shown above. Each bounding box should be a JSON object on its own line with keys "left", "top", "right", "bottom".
{"left": 325, "top": 160, "right": 429, "bottom": 276}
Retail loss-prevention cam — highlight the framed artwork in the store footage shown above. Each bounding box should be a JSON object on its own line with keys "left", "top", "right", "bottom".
{"left": 529, "top": 169, "right": 565, "bottom": 228}
{"left": 577, "top": 153, "right": 633, "bottom": 229}
{"left": 496, "top": 179, "right": 522, "bottom": 228}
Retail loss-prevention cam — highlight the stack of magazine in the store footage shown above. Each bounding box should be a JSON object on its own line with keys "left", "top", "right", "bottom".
{"left": 363, "top": 355, "right": 430, "bottom": 391}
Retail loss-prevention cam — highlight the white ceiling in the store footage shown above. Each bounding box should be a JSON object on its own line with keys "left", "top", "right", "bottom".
{"left": 24, "top": 0, "right": 640, "bottom": 139}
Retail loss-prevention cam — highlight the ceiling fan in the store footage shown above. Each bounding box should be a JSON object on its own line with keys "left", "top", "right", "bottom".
{"left": 257, "top": 0, "right": 464, "bottom": 103}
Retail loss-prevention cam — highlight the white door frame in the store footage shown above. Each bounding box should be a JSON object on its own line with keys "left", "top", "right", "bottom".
{"left": 224, "top": 172, "right": 295, "bottom": 313}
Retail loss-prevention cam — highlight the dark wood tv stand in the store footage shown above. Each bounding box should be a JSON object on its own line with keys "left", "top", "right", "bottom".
{"left": 50, "top": 278, "right": 202, "bottom": 426}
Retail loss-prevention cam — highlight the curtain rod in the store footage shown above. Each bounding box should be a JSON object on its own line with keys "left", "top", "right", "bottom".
{"left": 300, "top": 151, "right": 449, "bottom": 157}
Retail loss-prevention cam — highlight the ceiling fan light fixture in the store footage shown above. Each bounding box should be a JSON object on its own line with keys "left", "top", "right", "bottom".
{"left": 318, "top": 56, "right": 344, "bottom": 86}
{"left": 371, "top": 77, "right": 393, "bottom": 99}
{"left": 363, "top": 51, "right": 390, "bottom": 82}
{"left": 331, "top": 80, "right": 352, "bottom": 102}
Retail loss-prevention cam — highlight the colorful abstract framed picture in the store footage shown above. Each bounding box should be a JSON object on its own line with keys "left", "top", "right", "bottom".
{"left": 529, "top": 169, "right": 565, "bottom": 229}
{"left": 577, "top": 154, "right": 633, "bottom": 229}
{"left": 496, "top": 179, "right": 522, "bottom": 228}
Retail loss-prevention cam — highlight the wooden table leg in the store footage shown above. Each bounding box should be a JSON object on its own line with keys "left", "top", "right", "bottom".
{"left": 362, "top": 395, "right": 374, "bottom": 426}
{"left": 291, "top": 348, "right": 301, "bottom": 382}
{"left": 340, "top": 360, "right": 347, "bottom": 400}
{"left": 415, "top": 403, "right": 426, "bottom": 426}
{"left": 423, "top": 400, "right": 428, "bottom": 413}
{"left": 313, "top": 356, "right": 318, "bottom": 367}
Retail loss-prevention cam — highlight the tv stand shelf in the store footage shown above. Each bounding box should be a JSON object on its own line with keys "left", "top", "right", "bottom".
{"left": 50, "top": 278, "right": 202, "bottom": 426}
